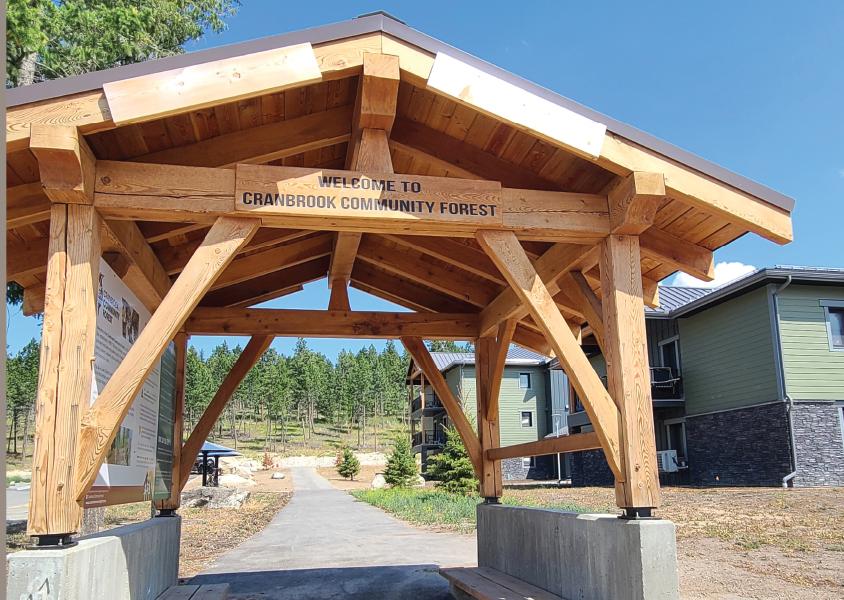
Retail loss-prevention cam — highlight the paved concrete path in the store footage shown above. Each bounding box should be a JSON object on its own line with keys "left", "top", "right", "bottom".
{"left": 191, "top": 467, "right": 476, "bottom": 599}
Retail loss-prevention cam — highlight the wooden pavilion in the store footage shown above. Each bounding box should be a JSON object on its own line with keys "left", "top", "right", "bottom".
{"left": 6, "top": 13, "right": 794, "bottom": 545}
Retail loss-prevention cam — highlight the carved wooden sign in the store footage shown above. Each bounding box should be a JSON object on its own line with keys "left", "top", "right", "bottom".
{"left": 235, "top": 164, "right": 502, "bottom": 228}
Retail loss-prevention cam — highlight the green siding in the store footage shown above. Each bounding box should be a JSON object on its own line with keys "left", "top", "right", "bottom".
{"left": 444, "top": 364, "right": 548, "bottom": 445}
{"left": 778, "top": 285, "right": 844, "bottom": 400}
{"left": 678, "top": 287, "right": 778, "bottom": 415}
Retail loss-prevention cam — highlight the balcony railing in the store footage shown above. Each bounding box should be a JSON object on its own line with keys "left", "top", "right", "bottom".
{"left": 412, "top": 430, "right": 446, "bottom": 447}
{"left": 410, "top": 394, "right": 444, "bottom": 413}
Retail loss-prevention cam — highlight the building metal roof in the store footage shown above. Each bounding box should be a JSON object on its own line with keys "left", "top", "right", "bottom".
{"left": 428, "top": 346, "right": 550, "bottom": 372}
{"left": 6, "top": 12, "right": 794, "bottom": 213}
{"left": 645, "top": 286, "right": 714, "bottom": 317}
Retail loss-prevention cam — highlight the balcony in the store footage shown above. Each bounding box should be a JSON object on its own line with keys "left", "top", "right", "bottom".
{"left": 650, "top": 366, "right": 683, "bottom": 400}
{"left": 412, "top": 430, "right": 446, "bottom": 448}
{"left": 410, "top": 394, "right": 444, "bottom": 414}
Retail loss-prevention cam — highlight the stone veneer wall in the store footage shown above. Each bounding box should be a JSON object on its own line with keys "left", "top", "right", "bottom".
{"left": 570, "top": 449, "right": 615, "bottom": 487}
{"left": 685, "top": 402, "right": 792, "bottom": 486}
{"left": 791, "top": 401, "right": 844, "bottom": 487}
{"left": 501, "top": 456, "right": 553, "bottom": 481}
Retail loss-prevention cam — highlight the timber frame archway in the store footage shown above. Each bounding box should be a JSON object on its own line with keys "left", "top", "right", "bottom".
{"left": 6, "top": 13, "right": 794, "bottom": 544}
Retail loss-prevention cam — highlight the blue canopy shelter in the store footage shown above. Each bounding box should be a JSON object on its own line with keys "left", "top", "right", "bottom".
{"left": 196, "top": 441, "right": 239, "bottom": 487}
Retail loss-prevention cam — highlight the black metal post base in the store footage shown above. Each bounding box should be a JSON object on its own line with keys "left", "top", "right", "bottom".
{"left": 156, "top": 508, "right": 177, "bottom": 517}
{"left": 483, "top": 497, "right": 501, "bottom": 505}
{"left": 27, "top": 533, "right": 78, "bottom": 550}
{"left": 619, "top": 507, "right": 655, "bottom": 520}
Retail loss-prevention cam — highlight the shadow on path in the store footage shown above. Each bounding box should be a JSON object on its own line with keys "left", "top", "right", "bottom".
{"left": 192, "top": 565, "right": 453, "bottom": 600}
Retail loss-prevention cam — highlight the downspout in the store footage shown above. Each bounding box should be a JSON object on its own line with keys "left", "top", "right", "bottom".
{"left": 771, "top": 276, "right": 798, "bottom": 487}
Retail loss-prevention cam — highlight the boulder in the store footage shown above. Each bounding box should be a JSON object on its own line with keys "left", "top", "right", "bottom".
{"left": 218, "top": 474, "right": 257, "bottom": 488}
{"left": 271, "top": 472, "right": 286, "bottom": 480}
{"left": 371, "top": 473, "right": 386, "bottom": 489}
{"left": 413, "top": 475, "right": 426, "bottom": 488}
{"left": 181, "top": 486, "right": 251, "bottom": 509}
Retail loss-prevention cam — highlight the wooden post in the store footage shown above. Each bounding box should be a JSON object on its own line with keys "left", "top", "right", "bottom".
{"left": 155, "top": 332, "right": 188, "bottom": 512}
{"left": 178, "top": 335, "right": 273, "bottom": 490}
{"left": 600, "top": 234, "right": 661, "bottom": 513}
{"left": 28, "top": 204, "right": 101, "bottom": 540}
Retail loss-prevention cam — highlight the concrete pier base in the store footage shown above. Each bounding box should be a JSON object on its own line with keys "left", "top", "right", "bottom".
{"left": 477, "top": 504, "right": 679, "bottom": 600}
{"left": 7, "top": 516, "right": 181, "bottom": 600}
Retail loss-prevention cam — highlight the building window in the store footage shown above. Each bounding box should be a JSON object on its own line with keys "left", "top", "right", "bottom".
{"left": 663, "top": 418, "right": 688, "bottom": 466}
{"left": 522, "top": 457, "right": 535, "bottom": 469}
{"left": 521, "top": 411, "right": 533, "bottom": 427}
{"left": 824, "top": 307, "right": 844, "bottom": 351}
{"left": 659, "top": 336, "right": 681, "bottom": 374}
{"left": 519, "top": 372, "right": 532, "bottom": 389}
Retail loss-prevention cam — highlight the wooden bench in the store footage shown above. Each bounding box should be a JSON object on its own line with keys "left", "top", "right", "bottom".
{"left": 156, "top": 583, "right": 229, "bottom": 600}
{"left": 440, "top": 567, "right": 561, "bottom": 600}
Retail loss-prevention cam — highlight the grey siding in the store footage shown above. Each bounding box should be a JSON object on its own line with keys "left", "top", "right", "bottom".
{"left": 646, "top": 318, "right": 679, "bottom": 366}
{"left": 678, "top": 287, "right": 779, "bottom": 415}
{"left": 777, "top": 285, "right": 844, "bottom": 401}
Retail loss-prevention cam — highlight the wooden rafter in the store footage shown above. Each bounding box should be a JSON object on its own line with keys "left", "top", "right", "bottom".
{"left": 75, "top": 217, "right": 259, "bottom": 502}
{"left": 100, "top": 220, "right": 172, "bottom": 311}
{"left": 186, "top": 308, "right": 480, "bottom": 339}
{"left": 8, "top": 182, "right": 51, "bottom": 227}
{"left": 564, "top": 271, "right": 605, "bottom": 350}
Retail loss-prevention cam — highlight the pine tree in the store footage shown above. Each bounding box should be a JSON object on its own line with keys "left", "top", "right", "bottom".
{"left": 383, "top": 435, "right": 417, "bottom": 487}
{"left": 427, "top": 425, "right": 478, "bottom": 495}
{"left": 336, "top": 446, "right": 361, "bottom": 480}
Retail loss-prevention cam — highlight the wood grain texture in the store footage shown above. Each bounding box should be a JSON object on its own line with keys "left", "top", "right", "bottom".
{"left": 104, "top": 43, "right": 322, "bottom": 125}
{"left": 179, "top": 335, "right": 273, "bottom": 489}
{"left": 476, "top": 335, "right": 503, "bottom": 498}
{"left": 487, "top": 432, "right": 602, "bottom": 461}
{"left": 186, "top": 308, "right": 480, "bottom": 339}
{"left": 28, "top": 205, "right": 68, "bottom": 535}
{"left": 600, "top": 234, "right": 660, "bottom": 508}
{"left": 101, "top": 220, "right": 172, "bottom": 311}
{"left": 402, "top": 336, "right": 483, "bottom": 476}
{"left": 565, "top": 271, "right": 605, "bottom": 350}
{"left": 607, "top": 171, "right": 664, "bottom": 235}
{"left": 476, "top": 230, "right": 622, "bottom": 479}
{"left": 75, "top": 216, "right": 259, "bottom": 501}
{"left": 30, "top": 124, "right": 96, "bottom": 204}
{"left": 8, "top": 182, "right": 51, "bottom": 227}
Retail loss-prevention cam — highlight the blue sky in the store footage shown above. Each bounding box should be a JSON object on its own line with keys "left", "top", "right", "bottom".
{"left": 7, "top": 1, "right": 843, "bottom": 359}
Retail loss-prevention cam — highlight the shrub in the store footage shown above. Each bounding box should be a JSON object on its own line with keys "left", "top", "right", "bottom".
{"left": 426, "top": 425, "right": 478, "bottom": 495}
{"left": 336, "top": 446, "right": 361, "bottom": 480}
{"left": 383, "top": 435, "right": 417, "bottom": 487}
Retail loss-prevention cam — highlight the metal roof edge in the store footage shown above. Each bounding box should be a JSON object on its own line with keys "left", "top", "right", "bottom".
{"left": 668, "top": 267, "right": 844, "bottom": 318}
{"left": 6, "top": 12, "right": 794, "bottom": 213}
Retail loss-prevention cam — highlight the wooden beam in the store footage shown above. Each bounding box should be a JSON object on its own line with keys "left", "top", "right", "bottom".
{"left": 600, "top": 235, "right": 660, "bottom": 509}
{"left": 608, "top": 172, "right": 665, "bottom": 234}
{"left": 7, "top": 237, "right": 49, "bottom": 280}
{"left": 8, "top": 182, "right": 51, "bottom": 228}
{"left": 74, "top": 216, "right": 259, "bottom": 501}
{"left": 353, "top": 52, "right": 401, "bottom": 134}
{"left": 28, "top": 204, "right": 100, "bottom": 536}
{"left": 564, "top": 271, "right": 605, "bottom": 350}
{"left": 479, "top": 244, "right": 598, "bottom": 337}
{"left": 390, "top": 118, "right": 560, "bottom": 190}
{"left": 7, "top": 90, "right": 113, "bottom": 153}
{"left": 30, "top": 125, "right": 96, "bottom": 204}
{"left": 101, "top": 219, "right": 172, "bottom": 311}
{"left": 186, "top": 308, "right": 480, "bottom": 339}
{"left": 179, "top": 335, "right": 273, "bottom": 489}
{"left": 476, "top": 230, "right": 622, "bottom": 478}
{"left": 201, "top": 256, "right": 328, "bottom": 308}
{"left": 155, "top": 332, "right": 188, "bottom": 511}
{"left": 640, "top": 227, "right": 714, "bottom": 282}
{"left": 598, "top": 133, "right": 793, "bottom": 244}
{"left": 487, "top": 432, "right": 602, "bottom": 461}
{"left": 137, "top": 222, "right": 207, "bottom": 244}
{"left": 401, "top": 337, "right": 482, "bottom": 476}
{"left": 476, "top": 336, "right": 502, "bottom": 498}
{"left": 135, "top": 105, "right": 352, "bottom": 167}
{"left": 210, "top": 232, "right": 333, "bottom": 291}
{"left": 103, "top": 44, "right": 322, "bottom": 125}
{"left": 23, "top": 285, "right": 46, "bottom": 316}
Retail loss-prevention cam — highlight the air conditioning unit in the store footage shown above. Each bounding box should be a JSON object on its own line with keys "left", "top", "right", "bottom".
{"left": 657, "top": 450, "right": 679, "bottom": 473}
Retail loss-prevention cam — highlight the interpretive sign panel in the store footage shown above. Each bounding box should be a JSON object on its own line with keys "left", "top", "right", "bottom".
{"left": 234, "top": 164, "right": 502, "bottom": 229}
{"left": 84, "top": 259, "right": 177, "bottom": 507}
